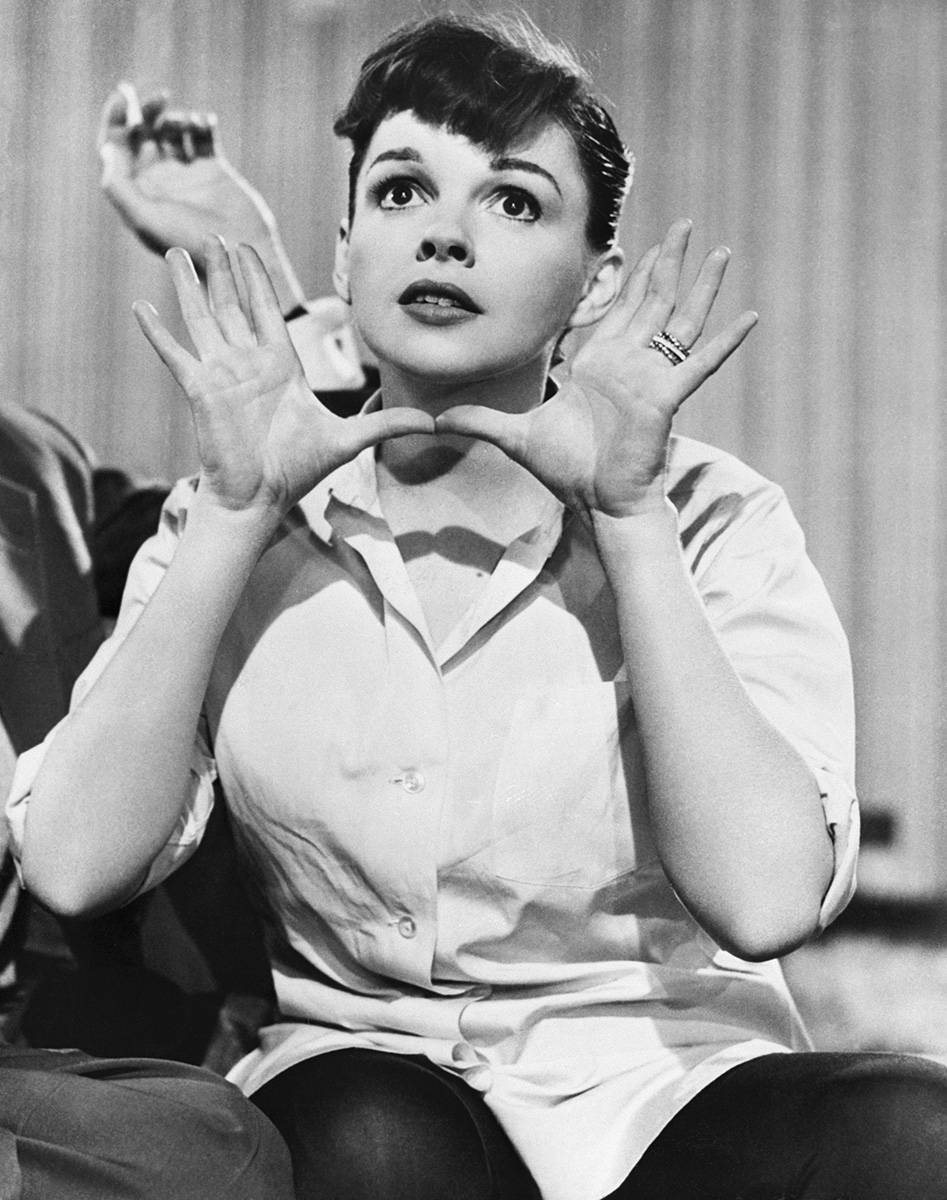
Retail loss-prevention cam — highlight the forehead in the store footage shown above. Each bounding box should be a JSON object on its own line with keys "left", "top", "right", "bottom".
{"left": 360, "top": 109, "right": 589, "bottom": 195}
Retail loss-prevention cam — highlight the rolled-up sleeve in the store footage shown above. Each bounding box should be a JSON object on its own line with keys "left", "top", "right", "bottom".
{"left": 675, "top": 446, "right": 859, "bottom": 929}
{"left": 5, "top": 478, "right": 217, "bottom": 897}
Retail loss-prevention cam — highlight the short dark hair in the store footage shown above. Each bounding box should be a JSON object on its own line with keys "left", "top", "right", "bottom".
{"left": 333, "top": 13, "right": 633, "bottom": 252}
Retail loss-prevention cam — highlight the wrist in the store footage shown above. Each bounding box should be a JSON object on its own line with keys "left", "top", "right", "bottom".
{"left": 186, "top": 488, "right": 283, "bottom": 557}
{"left": 590, "top": 498, "right": 681, "bottom": 561}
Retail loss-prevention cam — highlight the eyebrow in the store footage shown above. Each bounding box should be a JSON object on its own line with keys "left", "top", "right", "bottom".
{"left": 491, "top": 156, "right": 562, "bottom": 197}
{"left": 366, "top": 148, "right": 422, "bottom": 171}
{"left": 366, "top": 147, "right": 562, "bottom": 197}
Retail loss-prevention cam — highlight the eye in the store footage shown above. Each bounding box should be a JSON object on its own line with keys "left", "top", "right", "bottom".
{"left": 375, "top": 178, "right": 425, "bottom": 210}
{"left": 487, "top": 187, "right": 541, "bottom": 222}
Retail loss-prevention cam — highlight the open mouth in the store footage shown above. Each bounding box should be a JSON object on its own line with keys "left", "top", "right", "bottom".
{"left": 398, "top": 280, "right": 482, "bottom": 314}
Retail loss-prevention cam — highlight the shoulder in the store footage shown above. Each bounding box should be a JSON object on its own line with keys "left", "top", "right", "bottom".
{"left": 666, "top": 435, "right": 804, "bottom": 574}
{"left": 667, "top": 434, "right": 784, "bottom": 505}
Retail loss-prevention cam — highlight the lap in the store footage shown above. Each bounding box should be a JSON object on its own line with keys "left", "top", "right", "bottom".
{"left": 249, "top": 1047, "right": 947, "bottom": 1200}
{"left": 0, "top": 1046, "right": 293, "bottom": 1200}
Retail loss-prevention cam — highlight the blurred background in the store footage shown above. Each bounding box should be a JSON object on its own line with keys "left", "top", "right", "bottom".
{"left": 2, "top": 0, "right": 946, "bottom": 1051}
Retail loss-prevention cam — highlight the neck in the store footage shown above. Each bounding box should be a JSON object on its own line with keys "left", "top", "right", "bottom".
{"left": 374, "top": 360, "right": 555, "bottom": 538}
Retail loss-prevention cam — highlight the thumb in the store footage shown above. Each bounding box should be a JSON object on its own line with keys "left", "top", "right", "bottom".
{"left": 100, "top": 142, "right": 154, "bottom": 229}
{"left": 97, "top": 82, "right": 142, "bottom": 154}
{"left": 349, "top": 408, "right": 435, "bottom": 451}
{"left": 435, "top": 405, "right": 527, "bottom": 456}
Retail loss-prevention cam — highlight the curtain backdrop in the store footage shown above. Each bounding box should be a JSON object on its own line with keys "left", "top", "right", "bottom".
{"left": 1, "top": 0, "right": 944, "bottom": 896}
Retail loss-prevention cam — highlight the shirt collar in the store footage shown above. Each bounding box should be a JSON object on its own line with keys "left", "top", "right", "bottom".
{"left": 296, "top": 392, "right": 386, "bottom": 542}
{"left": 294, "top": 390, "right": 570, "bottom": 662}
{"left": 297, "top": 389, "right": 567, "bottom": 552}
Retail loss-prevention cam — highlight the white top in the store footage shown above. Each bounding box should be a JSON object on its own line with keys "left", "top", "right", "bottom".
{"left": 8, "top": 432, "right": 858, "bottom": 1200}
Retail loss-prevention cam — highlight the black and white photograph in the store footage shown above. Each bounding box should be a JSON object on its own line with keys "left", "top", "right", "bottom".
{"left": 0, "top": 1, "right": 945, "bottom": 1196}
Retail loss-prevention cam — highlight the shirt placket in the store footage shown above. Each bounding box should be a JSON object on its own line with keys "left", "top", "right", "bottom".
{"left": 334, "top": 521, "right": 446, "bottom": 989}
{"left": 321, "top": 475, "right": 567, "bottom": 991}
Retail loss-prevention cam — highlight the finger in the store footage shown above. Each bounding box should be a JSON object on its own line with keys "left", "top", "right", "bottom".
{"left": 190, "top": 111, "right": 217, "bottom": 158}
{"left": 591, "top": 243, "right": 660, "bottom": 339}
{"left": 632, "top": 219, "right": 692, "bottom": 341}
{"left": 667, "top": 246, "right": 730, "bottom": 347}
{"left": 174, "top": 110, "right": 214, "bottom": 162}
{"left": 236, "top": 244, "right": 294, "bottom": 346}
{"left": 140, "top": 92, "right": 170, "bottom": 129}
{"left": 674, "top": 310, "right": 758, "bottom": 401}
{"left": 118, "top": 81, "right": 143, "bottom": 127}
{"left": 97, "top": 83, "right": 140, "bottom": 152}
{"left": 434, "top": 405, "right": 528, "bottom": 459}
{"left": 152, "top": 114, "right": 187, "bottom": 162}
{"left": 165, "top": 247, "right": 228, "bottom": 356}
{"left": 97, "top": 90, "right": 127, "bottom": 151}
{"left": 204, "top": 237, "right": 255, "bottom": 347}
{"left": 133, "top": 301, "right": 198, "bottom": 385}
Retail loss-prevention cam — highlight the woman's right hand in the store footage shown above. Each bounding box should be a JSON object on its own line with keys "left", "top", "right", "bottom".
{"left": 135, "top": 237, "right": 432, "bottom": 517}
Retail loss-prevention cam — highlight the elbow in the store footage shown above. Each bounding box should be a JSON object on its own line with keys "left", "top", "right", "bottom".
{"left": 20, "top": 851, "right": 138, "bottom": 921}
{"left": 703, "top": 899, "right": 822, "bottom": 962}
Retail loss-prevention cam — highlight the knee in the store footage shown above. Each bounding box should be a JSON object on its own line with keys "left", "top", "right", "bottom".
{"left": 813, "top": 1053, "right": 947, "bottom": 1147}
{"left": 254, "top": 1051, "right": 498, "bottom": 1200}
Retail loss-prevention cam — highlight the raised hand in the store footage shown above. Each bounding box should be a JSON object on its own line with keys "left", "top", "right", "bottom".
{"left": 134, "top": 238, "right": 432, "bottom": 516}
{"left": 435, "top": 221, "right": 757, "bottom": 520}
{"left": 99, "top": 83, "right": 306, "bottom": 314}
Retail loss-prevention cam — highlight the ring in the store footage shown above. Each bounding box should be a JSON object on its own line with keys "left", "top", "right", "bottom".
{"left": 648, "top": 330, "right": 689, "bottom": 366}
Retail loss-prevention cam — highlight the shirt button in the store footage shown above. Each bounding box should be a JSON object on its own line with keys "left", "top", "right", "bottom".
{"left": 397, "top": 916, "right": 417, "bottom": 939}
{"left": 401, "top": 769, "right": 426, "bottom": 794}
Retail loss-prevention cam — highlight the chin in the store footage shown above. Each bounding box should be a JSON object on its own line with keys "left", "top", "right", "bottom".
{"left": 392, "top": 352, "right": 509, "bottom": 387}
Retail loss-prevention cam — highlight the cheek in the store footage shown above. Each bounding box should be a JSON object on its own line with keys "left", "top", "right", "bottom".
{"left": 516, "top": 251, "right": 590, "bottom": 328}
{"left": 345, "top": 241, "right": 393, "bottom": 320}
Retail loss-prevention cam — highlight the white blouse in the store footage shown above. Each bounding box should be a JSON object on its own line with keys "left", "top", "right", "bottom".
{"left": 9, "top": 432, "right": 858, "bottom": 1200}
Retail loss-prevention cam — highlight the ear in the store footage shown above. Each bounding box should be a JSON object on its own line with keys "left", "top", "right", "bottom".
{"left": 566, "top": 246, "right": 625, "bottom": 331}
{"left": 333, "top": 220, "right": 351, "bottom": 304}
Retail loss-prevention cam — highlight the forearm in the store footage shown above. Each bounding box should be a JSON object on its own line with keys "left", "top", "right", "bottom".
{"left": 593, "top": 502, "right": 833, "bottom": 959}
{"left": 21, "top": 497, "right": 278, "bottom": 915}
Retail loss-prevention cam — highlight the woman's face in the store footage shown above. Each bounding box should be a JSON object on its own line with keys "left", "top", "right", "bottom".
{"left": 335, "top": 110, "right": 611, "bottom": 389}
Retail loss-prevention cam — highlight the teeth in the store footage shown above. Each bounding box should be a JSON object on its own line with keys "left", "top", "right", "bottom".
{"left": 417, "top": 293, "right": 459, "bottom": 307}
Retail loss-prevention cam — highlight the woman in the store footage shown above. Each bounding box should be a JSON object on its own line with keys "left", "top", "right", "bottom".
{"left": 11, "top": 14, "right": 947, "bottom": 1200}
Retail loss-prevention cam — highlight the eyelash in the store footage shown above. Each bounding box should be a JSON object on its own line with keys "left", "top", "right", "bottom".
{"left": 369, "top": 176, "right": 542, "bottom": 223}
{"left": 489, "top": 187, "right": 541, "bottom": 222}
{"left": 372, "top": 177, "right": 424, "bottom": 210}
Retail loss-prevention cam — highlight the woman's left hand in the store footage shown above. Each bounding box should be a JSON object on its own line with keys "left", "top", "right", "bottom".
{"left": 435, "top": 220, "right": 757, "bottom": 520}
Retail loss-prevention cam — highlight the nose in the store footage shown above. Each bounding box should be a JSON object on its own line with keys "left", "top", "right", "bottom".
{"left": 417, "top": 222, "right": 474, "bottom": 267}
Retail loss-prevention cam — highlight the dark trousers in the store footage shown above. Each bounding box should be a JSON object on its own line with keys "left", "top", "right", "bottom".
{"left": 0, "top": 1046, "right": 293, "bottom": 1199}
{"left": 253, "top": 1048, "right": 947, "bottom": 1200}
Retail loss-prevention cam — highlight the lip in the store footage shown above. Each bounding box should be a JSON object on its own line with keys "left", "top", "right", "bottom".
{"left": 398, "top": 279, "right": 483, "bottom": 315}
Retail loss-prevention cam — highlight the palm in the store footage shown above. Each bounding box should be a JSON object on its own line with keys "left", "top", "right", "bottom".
{"left": 437, "top": 221, "right": 757, "bottom": 518}
{"left": 507, "top": 339, "right": 681, "bottom": 516}
{"left": 136, "top": 240, "right": 432, "bottom": 515}
{"left": 131, "top": 156, "right": 274, "bottom": 263}
{"left": 173, "top": 336, "right": 339, "bottom": 510}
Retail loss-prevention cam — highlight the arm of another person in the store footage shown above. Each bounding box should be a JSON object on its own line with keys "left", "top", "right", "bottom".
{"left": 99, "top": 83, "right": 305, "bottom": 313}
{"left": 19, "top": 240, "right": 431, "bottom": 917}
{"left": 437, "top": 222, "right": 840, "bottom": 962}
{"left": 99, "top": 84, "right": 365, "bottom": 391}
